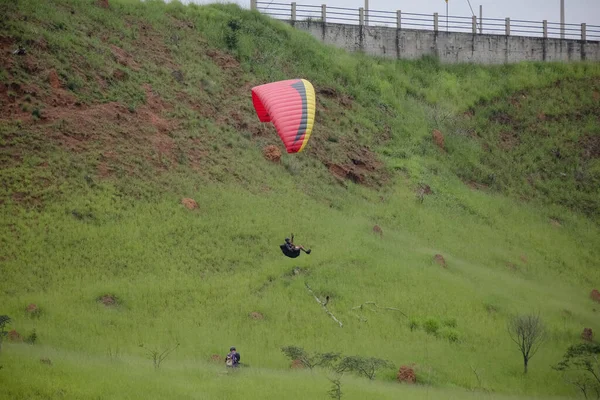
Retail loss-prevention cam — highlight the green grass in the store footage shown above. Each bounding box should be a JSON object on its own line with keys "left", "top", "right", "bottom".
{"left": 1, "top": 0, "right": 600, "bottom": 399}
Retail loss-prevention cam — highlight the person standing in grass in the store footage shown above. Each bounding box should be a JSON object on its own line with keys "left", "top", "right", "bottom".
{"left": 280, "top": 235, "right": 311, "bottom": 258}
{"left": 225, "top": 346, "right": 240, "bottom": 368}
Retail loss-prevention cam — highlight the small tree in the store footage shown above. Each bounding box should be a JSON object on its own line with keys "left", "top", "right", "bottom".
{"left": 140, "top": 342, "right": 180, "bottom": 369}
{"left": 281, "top": 346, "right": 340, "bottom": 370}
{"left": 335, "top": 356, "right": 393, "bottom": 380}
{"left": 328, "top": 376, "right": 343, "bottom": 399}
{"left": 507, "top": 314, "right": 546, "bottom": 374}
{"left": 0, "top": 316, "right": 11, "bottom": 351}
{"left": 554, "top": 343, "right": 600, "bottom": 399}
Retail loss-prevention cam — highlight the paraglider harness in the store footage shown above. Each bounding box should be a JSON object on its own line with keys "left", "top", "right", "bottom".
{"left": 280, "top": 234, "right": 303, "bottom": 258}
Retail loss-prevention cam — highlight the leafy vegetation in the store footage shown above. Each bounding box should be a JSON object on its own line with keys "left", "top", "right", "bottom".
{"left": 1, "top": 0, "right": 599, "bottom": 399}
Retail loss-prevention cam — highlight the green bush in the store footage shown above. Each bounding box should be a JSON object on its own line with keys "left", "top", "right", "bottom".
{"left": 423, "top": 317, "right": 440, "bottom": 335}
{"left": 408, "top": 317, "right": 420, "bottom": 331}
{"left": 442, "top": 317, "right": 457, "bottom": 328}
{"left": 439, "top": 327, "right": 460, "bottom": 343}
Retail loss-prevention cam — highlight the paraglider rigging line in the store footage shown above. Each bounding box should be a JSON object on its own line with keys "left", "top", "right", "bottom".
{"left": 465, "top": 0, "right": 480, "bottom": 30}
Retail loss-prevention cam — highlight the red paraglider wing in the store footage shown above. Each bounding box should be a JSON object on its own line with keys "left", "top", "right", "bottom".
{"left": 251, "top": 79, "right": 316, "bottom": 154}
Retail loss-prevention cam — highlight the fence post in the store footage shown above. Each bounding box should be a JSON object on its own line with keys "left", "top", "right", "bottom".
{"left": 472, "top": 16, "right": 477, "bottom": 34}
{"left": 321, "top": 4, "right": 326, "bottom": 23}
{"left": 581, "top": 23, "right": 586, "bottom": 41}
{"left": 397, "top": 10, "right": 401, "bottom": 29}
{"left": 250, "top": 0, "right": 257, "bottom": 11}
{"left": 364, "top": 0, "right": 369, "bottom": 26}
{"left": 543, "top": 20, "right": 547, "bottom": 38}
{"left": 434, "top": 12, "right": 438, "bottom": 32}
{"left": 359, "top": 7, "right": 364, "bottom": 26}
{"left": 291, "top": 2, "right": 296, "bottom": 22}
{"left": 505, "top": 17, "right": 510, "bottom": 36}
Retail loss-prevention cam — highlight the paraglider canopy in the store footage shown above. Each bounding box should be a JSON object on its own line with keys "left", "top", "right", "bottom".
{"left": 251, "top": 79, "right": 316, "bottom": 154}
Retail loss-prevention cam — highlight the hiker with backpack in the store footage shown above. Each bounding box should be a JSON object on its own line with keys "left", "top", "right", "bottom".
{"left": 280, "top": 234, "right": 311, "bottom": 259}
{"left": 225, "top": 346, "right": 240, "bottom": 368}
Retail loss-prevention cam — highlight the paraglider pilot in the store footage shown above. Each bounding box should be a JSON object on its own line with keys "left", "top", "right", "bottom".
{"left": 225, "top": 346, "right": 240, "bottom": 368}
{"left": 280, "top": 234, "right": 311, "bottom": 258}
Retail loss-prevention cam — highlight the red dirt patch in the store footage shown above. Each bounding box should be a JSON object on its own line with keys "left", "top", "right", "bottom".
{"left": 26, "top": 303, "right": 40, "bottom": 317}
{"left": 48, "top": 70, "right": 61, "bottom": 89}
{"left": 317, "top": 86, "right": 353, "bottom": 108}
{"left": 324, "top": 147, "right": 386, "bottom": 186}
{"left": 97, "top": 0, "right": 110, "bottom": 8}
{"left": 372, "top": 225, "right": 383, "bottom": 238}
{"left": 142, "top": 84, "right": 169, "bottom": 113}
{"left": 0, "top": 36, "right": 16, "bottom": 70}
{"left": 110, "top": 45, "right": 139, "bottom": 70}
{"left": 290, "top": 359, "right": 304, "bottom": 369}
{"left": 249, "top": 312, "right": 264, "bottom": 320}
{"left": 593, "top": 90, "right": 600, "bottom": 102}
{"left": 26, "top": 303, "right": 38, "bottom": 313}
{"left": 206, "top": 49, "right": 240, "bottom": 70}
{"left": 506, "top": 262, "right": 517, "bottom": 271}
{"left": 7, "top": 330, "right": 22, "bottom": 342}
{"left": 181, "top": 198, "right": 198, "bottom": 210}
{"left": 112, "top": 69, "right": 127, "bottom": 81}
{"left": 263, "top": 145, "right": 281, "bottom": 163}
{"left": 465, "top": 180, "right": 489, "bottom": 191}
{"left": 418, "top": 184, "right": 433, "bottom": 195}
{"left": 99, "top": 294, "right": 117, "bottom": 306}
{"left": 432, "top": 129, "right": 445, "bottom": 150}
{"left": 580, "top": 133, "right": 600, "bottom": 159}
{"left": 397, "top": 365, "right": 416, "bottom": 383}
{"left": 210, "top": 354, "right": 222, "bottom": 363}
{"left": 434, "top": 254, "right": 446, "bottom": 268}
{"left": 499, "top": 131, "right": 519, "bottom": 150}
{"left": 550, "top": 218, "right": 562, "bottom": 227}
{"left": 582, "top": 328, "right": 593, "bottom": 342}
{"left": 591, "top": 289, "right": 600, "bottom": 303}
{"left": 519, "top": 255, "right": 528, "bottom": 263}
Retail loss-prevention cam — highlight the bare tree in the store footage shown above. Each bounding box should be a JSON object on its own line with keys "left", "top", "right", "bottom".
{"left": 507, "top": 314, "right": 546, "bottom": 374}
{"left": 140, "top": 342, "right": 180, "bottom": 370}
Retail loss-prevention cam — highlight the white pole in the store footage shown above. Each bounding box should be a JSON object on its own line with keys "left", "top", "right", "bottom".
{"left": 446, "top": 1, "right": 448, "bottom": 32}
{"left": 365, "top": 0, "right": 368, "bottom": 26}
{"left": 479, "top": 5, "right": 482, "bottom": 34}
{"left": 560, "top": 0, "right": 565, "bottom": 39}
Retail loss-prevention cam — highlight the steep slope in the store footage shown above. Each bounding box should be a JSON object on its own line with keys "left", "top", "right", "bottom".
{"left": 1, "top": 1, "right": 600, "bottom": 399}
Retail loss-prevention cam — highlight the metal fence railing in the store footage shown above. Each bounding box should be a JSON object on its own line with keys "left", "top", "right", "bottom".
{"left": 252, "top": 1, "right": 600, "bottom": 41}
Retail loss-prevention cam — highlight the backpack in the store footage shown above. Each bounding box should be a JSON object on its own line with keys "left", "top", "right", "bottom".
{"left": 226, "top": 352, "right": 237, "bottom": 367}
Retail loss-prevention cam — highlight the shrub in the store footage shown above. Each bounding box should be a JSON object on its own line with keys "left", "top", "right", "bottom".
{"left": 225, "top": 17, "right": 242, "bottom": 50}
{"left": 335, "top": 356, "right": 393, "bottom": 380}
{"left": 423, "top": 317, "right": 440, "bottom": 335}
{"left": 442, "top": 317, "right": 457, "bottom": 328}
{"left": 25, "top": 329, "right": 37, "bottom": 345}
{"left": 439, "top": 327, "right": 460, "bottom": 343}
{"left": 408, "top": 317, "right": 420, "bottom": 331}
{"left": 281, "top": 346, "right": 340, "bottom": 370}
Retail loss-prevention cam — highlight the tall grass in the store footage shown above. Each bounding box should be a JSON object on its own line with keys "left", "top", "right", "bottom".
{"left": 1, "top": 0, "right": 599, "bottom": 399}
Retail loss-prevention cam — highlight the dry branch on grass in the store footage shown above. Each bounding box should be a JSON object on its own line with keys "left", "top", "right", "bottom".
{"left": 351, "top": 301, "right": 408, "bottom": 318}
{"left": 305, "top": 283, "right": 343, "bottom": 328}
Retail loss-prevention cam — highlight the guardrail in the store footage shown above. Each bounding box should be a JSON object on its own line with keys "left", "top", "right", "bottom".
{"left": 252, "top": 1, "right": 600, "bottom": 41}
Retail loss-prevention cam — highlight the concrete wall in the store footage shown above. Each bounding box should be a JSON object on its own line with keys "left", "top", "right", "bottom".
{"left": 291, "top": 21, "right": 600, "bottom": 64}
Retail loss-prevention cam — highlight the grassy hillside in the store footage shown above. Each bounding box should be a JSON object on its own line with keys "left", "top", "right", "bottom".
{"left": 1, "top": 1, "right": 600, "bottom": 399}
